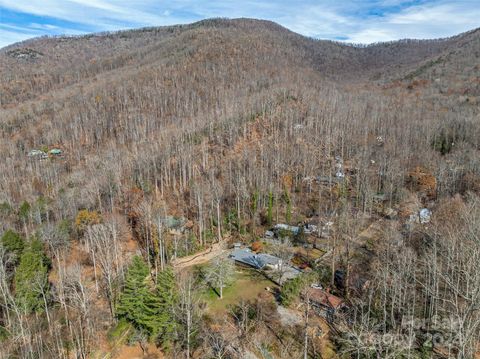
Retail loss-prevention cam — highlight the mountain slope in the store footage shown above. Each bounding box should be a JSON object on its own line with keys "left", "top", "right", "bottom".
{"left": 1, "top": 18, "right": 479, "bottom": 217}
{"left": 0, "top": 18, "right": 480, "bottom": 359}
{"left": 2, "top": 18, "right": 479, "bottom": 107}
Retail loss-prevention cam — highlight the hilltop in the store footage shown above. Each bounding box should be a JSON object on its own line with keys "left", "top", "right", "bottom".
{"left": 1, "top": 18, "right": 479, "bottom": 105}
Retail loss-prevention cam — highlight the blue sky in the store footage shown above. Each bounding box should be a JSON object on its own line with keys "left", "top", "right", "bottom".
{"left": 1, "top": 0, "right": 479, "bottom": 48}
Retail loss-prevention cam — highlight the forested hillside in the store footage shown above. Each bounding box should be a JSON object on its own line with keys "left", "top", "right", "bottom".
{"left": 0, "top": 18, "right": 479, "bottom": 358}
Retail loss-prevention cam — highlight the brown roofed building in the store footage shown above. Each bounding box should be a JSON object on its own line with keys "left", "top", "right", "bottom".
{"left": 306, "top": 288, "right": 343, "bottom": 309}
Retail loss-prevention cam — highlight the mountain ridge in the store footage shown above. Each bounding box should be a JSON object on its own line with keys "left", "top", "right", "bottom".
{"left": 1, "top": 18, "right": 479, "bottom": 108}
{"left": 3, "top": 17, "right": 479, "bottom": 51}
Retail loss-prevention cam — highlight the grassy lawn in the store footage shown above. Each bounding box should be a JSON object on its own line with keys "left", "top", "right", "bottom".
{"left": 201, "top": 266, "right": 277, "bottom": 315}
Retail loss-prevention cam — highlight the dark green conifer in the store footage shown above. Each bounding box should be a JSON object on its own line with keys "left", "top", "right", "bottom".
{"left": 1, "top": 230, "right": 24, "bottom": 260}
{"left": 117, "top": 256, "right": 163, "bottom": 339}
{"left": 156, "top": 267, "right": 177, "bottom": 349}
{"left": 14, "top": 238, "right": 49, "bottom": 313}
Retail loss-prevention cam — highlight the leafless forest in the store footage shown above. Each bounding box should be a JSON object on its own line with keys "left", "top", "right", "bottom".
{"left": 0, "top": 18, "right": 479, "bottom": 358}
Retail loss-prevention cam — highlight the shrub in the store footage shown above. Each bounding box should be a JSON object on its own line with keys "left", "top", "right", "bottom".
{"left": 0, "top": 326, "right": 9, "bottom": 342}
{"left": 75, "top": 209, "right": 102, "bottom": 233}
{"left": 18, "top": 201, "right": 30, "bottom": 222}
{"left": 0, "top": 202, "right": 13, "bottom": 217}
{"left": 251, "top": 241, "right": 263, "bottom": 252}
{"left": 280, "top": 272, "right": 317, "bottom": 306}
{"left": 108, "top": 319, "right": 132, "bottom": 344}
{"left": 431, "top": 129, "right": 455, "bottom": 155}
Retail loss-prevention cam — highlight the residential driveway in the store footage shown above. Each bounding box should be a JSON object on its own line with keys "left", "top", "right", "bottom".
{"left": 172, "top": 242, "right": 227, "bottom": 269}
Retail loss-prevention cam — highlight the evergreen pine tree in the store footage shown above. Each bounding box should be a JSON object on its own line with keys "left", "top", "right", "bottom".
{"left": 14, "top": 238, "right": 49, "bottom": 313}
{"left": 1, "top": 230, "right": 24, "bottom": 260}
{"left": 156, "top": 267, "right": 177, "bottom": 349}
{"left": 267, "top": 190, "right": 274, "bottom": 225}
{"left": 117, "top": 256, "right": 163, "bottom": 339}
{"left": 18, "top": 201, "right": 30, "bottom": 223}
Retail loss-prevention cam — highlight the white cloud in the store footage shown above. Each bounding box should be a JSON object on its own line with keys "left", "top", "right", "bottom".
{"left": 0, "top": 0, "right": 186, "bottom": 29}
{"left": 0, "top": 29, "right": 36, "bottom": 48}
{"left": 346, "top": 1, "right": 480, "bottom": 43}
{"left": 29, "top": 23, "right": 59, "bottom": 30}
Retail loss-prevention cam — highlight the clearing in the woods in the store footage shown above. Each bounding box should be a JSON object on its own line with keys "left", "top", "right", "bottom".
{"left": 201, "top": 267, "right": 277, "bottom": 315}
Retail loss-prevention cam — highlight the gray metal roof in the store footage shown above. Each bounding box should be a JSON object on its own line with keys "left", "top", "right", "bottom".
{"left": 230, "top": 248, "right": 281, "bottom": 269}
{"left": 273, "top": 223, "right": 300, "bottom": 235}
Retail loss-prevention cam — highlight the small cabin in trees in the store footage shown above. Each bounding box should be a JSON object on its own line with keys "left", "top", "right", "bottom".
{"left": 304, "top": 286, "right": 345, "bottom": 322}
{"left": 273, "top": 223, "right": 300, "bottom": 235}
{"left": 306, "top": 287, "right": 344, "bottom": 311}
{"left": 49, "top": 148, "right": 62, "bottom": 156}
{"left": 27, "top": 149, "right": 48, "bottom": 159}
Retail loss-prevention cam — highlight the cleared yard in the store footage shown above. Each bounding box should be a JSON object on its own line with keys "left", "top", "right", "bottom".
{"left": 293, "top": 247, "right": 325, "bottom": 260}
{"left": 201, "top": 266, "right": 277, "bottom": 315}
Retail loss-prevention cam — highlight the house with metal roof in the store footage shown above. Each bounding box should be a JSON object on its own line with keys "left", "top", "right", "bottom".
{"left": 273, "top": 223, "right": 300, "bottom": 235}
{"left": 27, "top": 149, "right": 48, "bottom": 159}
{"left": 229, "top": 247, "right": 282, "bottom": 270}
{"left": 49, "top": 148, "right": 63, "bottom": 156}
